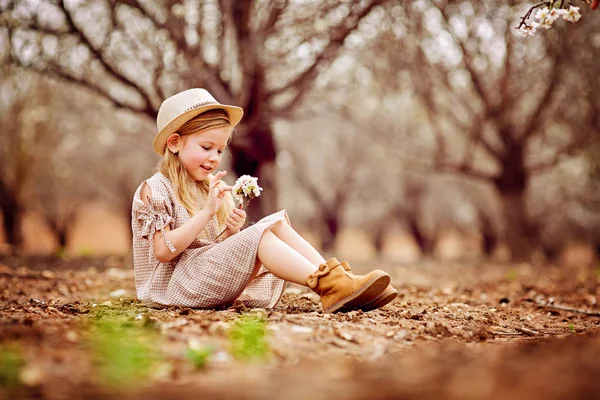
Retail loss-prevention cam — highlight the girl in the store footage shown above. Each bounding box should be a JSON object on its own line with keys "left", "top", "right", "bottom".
{"left": 131, "top": 88, "right": 398, "bottom": 313}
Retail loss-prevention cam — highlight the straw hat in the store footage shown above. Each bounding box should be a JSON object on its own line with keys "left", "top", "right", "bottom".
{"left": 153, "top": 88, "right": 243, "bottom": 155}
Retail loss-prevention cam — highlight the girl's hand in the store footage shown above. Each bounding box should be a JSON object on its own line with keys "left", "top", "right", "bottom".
{"left": 204, "top": 171, "right": 231, "bottom": 216}
{"left": 225, "top": 204, "right": 246, "bottom": 235}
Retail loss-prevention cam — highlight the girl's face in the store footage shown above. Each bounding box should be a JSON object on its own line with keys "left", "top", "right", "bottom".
{"left": 177, "top": 126, "right": 231, "bottom": 182}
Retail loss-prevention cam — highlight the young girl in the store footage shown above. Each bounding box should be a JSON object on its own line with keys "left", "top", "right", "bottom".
{"left": 131, "top": 88, "right": 398, "bottom": 313}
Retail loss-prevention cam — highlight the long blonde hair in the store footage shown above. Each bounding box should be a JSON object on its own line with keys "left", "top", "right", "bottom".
{"left": 158, "top": 109, "right": 234, "bottom": 231}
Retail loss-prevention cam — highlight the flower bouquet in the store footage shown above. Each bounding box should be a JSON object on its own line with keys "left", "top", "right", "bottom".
{"left": 215, "top": 175, "right": 262, "bottom": 240}
{"left": 231, "top": 175, "right": 263, "bottom": 210}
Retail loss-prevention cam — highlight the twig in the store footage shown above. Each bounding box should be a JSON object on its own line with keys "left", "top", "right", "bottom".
{"left": 490, "top": 330, "right": 524, "bottom": 336}
{"left": 516, "top": 326, "right": 542, "bottom": 336}
{"left": 516, "top": 1, "right": 551, "bottom": 29}
{"left": 541, "top": 303, "right": 600, "bottom": 317}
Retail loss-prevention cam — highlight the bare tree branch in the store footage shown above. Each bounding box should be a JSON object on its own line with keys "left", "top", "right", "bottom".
{"left": 529, "top": 131, "right": 594, "bottom": 173}
{"left": 9, "top": 49, "right": 149, "bottom": 116}
{"left": 436, "top": 160, "right": 496, "bottom": 181}
{"left": 268, "top": 0, "right": 387, "bottom": 110}
{"left": 521, "top": 53, "right": 562, "bottom": 140}
{"left": 261, "top": 0, "right": 288, "bottom": 37}
{"left": 57, "top": 0, "right": 155, "bottom": 114}
{"left": 437, "top": 5, "right": 492, "bottom": 111}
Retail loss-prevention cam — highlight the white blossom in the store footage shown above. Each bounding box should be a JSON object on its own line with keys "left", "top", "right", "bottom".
{"left": 563, "top": 6, "right": 581, "bottom": 22}
{"left": 517, "top": 24, "right": 537, "bottom": 37}
{"left": 548, "top": 8, "right": 565, "bottom": 22}
{"left": 231, "top": 175, "right": 263, "bottom": 204}
{"left": 535, "top": 7, "right": 556, "bottom": 29}
{"left": 535, "top": 7, "right": 550, "bottom": 21}
{"left": 539, "top": 19, "right": 553, "bottom": 29}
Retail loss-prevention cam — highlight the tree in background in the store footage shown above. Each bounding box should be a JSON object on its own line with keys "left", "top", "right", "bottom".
{"left": 383, "top": 1, "right": 599, "bottom": 260}
{"left": 0, "top": 66, "right": 29, "bottom": 250}
{"left": 1, "top": 0, "right": 598, "bottom": 260}
{"left": 2, "top": 0, "right": 389, "bottom": 222}
{"left": 0, "top": 66, "right": 154, "bottom": 252}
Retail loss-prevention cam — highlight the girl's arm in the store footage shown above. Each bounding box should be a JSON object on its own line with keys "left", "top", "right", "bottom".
{"left": 143, "top": 171, "right": 230, "bottom": 263}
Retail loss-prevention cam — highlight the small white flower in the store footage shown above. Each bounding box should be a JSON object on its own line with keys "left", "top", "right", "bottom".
{"left": 563, "top": 6, "right": 581, "bottom": 22}
{"left": 548, "top": 8, "right": 563, "bottom": 22}
{"left": 517, "top": 24, "right": 537, "bottom": 37}
{"left": 535, "top": 7, "right": 550, "bottom": 21}
{"left": 539, "top": 18, "right": 553, "bottom": 29}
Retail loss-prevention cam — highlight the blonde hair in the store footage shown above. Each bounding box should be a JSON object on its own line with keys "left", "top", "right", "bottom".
{"left": 158, "top": 109, "right": 234, "bottom": 232}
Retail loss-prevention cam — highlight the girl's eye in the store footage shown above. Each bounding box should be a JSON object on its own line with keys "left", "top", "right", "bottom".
{"left": 201, "top": 146, "right": 210, "bottom": 150}
{"left": 217, "top": 150, "right": 223, "bottom": 154}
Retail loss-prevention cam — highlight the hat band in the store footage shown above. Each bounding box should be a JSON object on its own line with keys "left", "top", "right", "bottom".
{"left": 183, "top": 100, "right": 219, "bottom": 113}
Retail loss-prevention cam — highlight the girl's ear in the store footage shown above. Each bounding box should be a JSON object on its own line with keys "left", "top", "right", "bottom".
{"left": 166, "top": 133, "right": 181, "bottom": 154}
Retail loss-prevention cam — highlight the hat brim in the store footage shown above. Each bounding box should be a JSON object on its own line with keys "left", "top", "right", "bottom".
{"left": 153, "top": 104, "right": 243, "bottom": 155}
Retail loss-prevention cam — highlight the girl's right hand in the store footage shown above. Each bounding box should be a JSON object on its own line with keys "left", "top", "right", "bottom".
{"left": 204, "top": 171, "right": 231, "bottom": 216}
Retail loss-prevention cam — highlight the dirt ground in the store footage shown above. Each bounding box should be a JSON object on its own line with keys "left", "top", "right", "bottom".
{"left": 1, "top": 255, "right": 599, "bottom": 400}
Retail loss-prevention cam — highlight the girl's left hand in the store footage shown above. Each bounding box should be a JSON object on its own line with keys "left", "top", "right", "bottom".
{"left": 225, "top": 204, "right": 246, "bottom": 235}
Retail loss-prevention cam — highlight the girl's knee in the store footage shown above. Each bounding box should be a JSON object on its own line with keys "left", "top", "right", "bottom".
{"left": 258, "top": 227, "right": 276, "bottom": 247}
{"left": 271, "top": 220, "right": 289, "bottom": 233}
{"left": 272, "top": 220, "right": 283, "bottom": 227}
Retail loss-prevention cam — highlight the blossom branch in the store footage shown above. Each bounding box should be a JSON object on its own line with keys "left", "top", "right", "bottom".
{"left": 516, "top": 1, "right": 587, "bottom": 36}
{"left": 516, "top": 1, "right": 551, "bottom": 30}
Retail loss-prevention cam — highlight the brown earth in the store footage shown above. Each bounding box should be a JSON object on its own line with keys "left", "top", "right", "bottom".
{"left": 1, "top": 255, "right": 600, "bottom": 400}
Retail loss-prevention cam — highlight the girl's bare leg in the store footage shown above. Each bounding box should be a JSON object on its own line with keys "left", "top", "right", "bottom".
{"left": 257, "top": 229, "right": 318, "bottom": 285}
{"left": 269, "top": 220, "right": 326, "bottom": 267}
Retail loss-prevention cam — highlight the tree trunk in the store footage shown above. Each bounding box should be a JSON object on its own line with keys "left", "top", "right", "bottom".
{"left": 372, "top": 226, "right": 386, "bottom": 256}
{"left": 497, "top": 191, "right": 536, "bottom": 261}
{"left": 0, "top": 180, "right": 22, "bottom": 249}
{"left": 406, "top": 216, "right": 434, "bottom": 256}
{"left": 46, "top": 218, "right": 69, "bottom": 252}
{"left": 321, "top": 211, "right": 339, "bottom": 254}
{"left": 57, "top": 228, "right": 68, "bottom": 250}
{"left": 494, "top": 139, "right": 537, "bottom": 261}
{"left": 479, "top": 212, "right": 499, "bottom": 257}
{"left": 231, "top": 122, "right": 278, "bottom": 224}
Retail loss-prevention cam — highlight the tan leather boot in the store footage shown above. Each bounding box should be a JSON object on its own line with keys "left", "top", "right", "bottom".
{"left": 340, "top": 261, "right": 398, "bottom": 311}
{"left": 307, "top": 257, "right": 390, "bottom": 313}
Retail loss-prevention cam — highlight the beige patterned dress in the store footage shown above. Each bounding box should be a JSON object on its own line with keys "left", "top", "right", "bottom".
{"left": 131, "top": 172, "right": 288, "bottom": 309}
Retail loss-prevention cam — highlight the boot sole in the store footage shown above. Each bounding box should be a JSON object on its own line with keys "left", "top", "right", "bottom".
{"left": 340, "top": 287, "right": 399, "bottom": 312}
{"left": 360, "top": 288, "right": 398, "bottom": 311}
{"left": 324, "top": 272, "right": 390, "bottom": 313}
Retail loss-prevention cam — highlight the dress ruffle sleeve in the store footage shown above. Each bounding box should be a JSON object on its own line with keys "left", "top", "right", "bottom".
{"left": 133, "top": 189, "right": 176, "bottom": 264}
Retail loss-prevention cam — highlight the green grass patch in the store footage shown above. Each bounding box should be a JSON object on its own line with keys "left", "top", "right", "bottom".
{"left": 229, "top": 315, "right": 269, "bottom": 361}
{"left": 0, "top": 344, "right": 24, "bottom": 388}
{"left": 186, "top": 343, "right": 214, "bottom": 369}
{"left": 87, "top": 317, "right": 161, "bottom": 388}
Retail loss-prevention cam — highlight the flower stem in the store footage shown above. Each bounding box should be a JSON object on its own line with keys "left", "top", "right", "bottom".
{"left": 214, "top": 198, "right": 252, "bottom": 241}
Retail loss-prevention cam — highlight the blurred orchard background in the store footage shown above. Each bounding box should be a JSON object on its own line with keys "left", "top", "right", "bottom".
{"left": 0, "top": 0, "right": 599, "bottom": 266}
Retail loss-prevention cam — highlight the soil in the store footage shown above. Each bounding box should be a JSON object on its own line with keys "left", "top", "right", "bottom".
{"left": 1, "top": 255, "right": 599, "bottom": 400}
